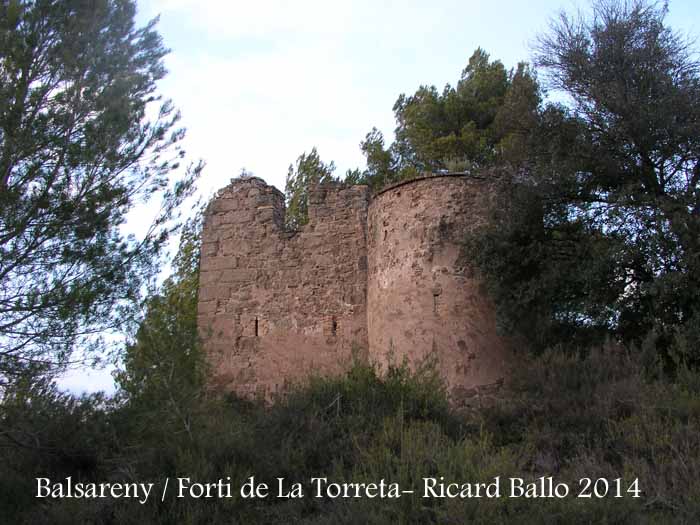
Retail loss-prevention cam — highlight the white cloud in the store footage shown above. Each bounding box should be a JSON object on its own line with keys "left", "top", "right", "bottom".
{"left": 147, "top": 0, "right": 351, "bottom": 37}
{"left": 138, "top": 0, "right": 496, "bottom": 192}
{"left": 58, "top": 364, "right": 117, "bottom": 395}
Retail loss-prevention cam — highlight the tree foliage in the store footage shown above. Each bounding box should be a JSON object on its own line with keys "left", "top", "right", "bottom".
{"left": 115, "top": 214, "right": 204, "bottom": 440}
{"left": 471, "top": 0, "right": 700, "bottom": 366}
{"left": 352, "top": 49, "right": 540, "bottom": 191}
{"left": 284, "top": 147, "right": 336, "bottom": 228}
{"left": 0, "top": 0, "right": 201, "bottom": 384}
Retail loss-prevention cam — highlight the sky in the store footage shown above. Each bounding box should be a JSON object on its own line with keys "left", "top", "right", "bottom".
{"left": 58, "top": 0, "right": 699, "bottom": 394}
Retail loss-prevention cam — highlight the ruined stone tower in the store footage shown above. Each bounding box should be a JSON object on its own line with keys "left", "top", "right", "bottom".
{"left": 197, "top": 173, "right": 510, "bottom": 402}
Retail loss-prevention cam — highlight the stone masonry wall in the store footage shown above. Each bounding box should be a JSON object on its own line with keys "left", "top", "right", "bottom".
{"left": 367, "top": 175, "right": 510, "bottom": 402}
{"left": 198, "top": 173, "right": 510, "bottom": 403}
{"left": 198, "top": 176, "right": 369, "bottom": 399}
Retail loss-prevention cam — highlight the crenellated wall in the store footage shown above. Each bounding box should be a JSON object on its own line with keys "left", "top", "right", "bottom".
{"left": 198, "top": 176, "right": 369, "bottom": 398}
{"left": 198, "top": 173, "right": 510, "bottom": 402}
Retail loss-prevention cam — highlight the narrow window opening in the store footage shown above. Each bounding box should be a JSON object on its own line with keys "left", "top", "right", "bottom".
{"left": 432, "top": 286, "right": 442, "bottom": 316}
{"left": 331, "top": 317, "right": 337, "bottom": 336}
{"left": 254, "top": 317, "right": 259, "bottom": 337}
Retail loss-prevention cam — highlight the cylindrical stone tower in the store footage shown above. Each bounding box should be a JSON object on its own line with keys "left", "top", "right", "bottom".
{"left": 367, "top": 174, "right": 510, "bottom": 400}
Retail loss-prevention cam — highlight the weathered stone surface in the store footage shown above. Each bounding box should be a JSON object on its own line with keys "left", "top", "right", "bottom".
{"left": 367, "top": 175, "right": 511, "bottom": 400}
{"left": 198, "top": 173, "right": 511, "bottom": 403}
{"left": 198, "top": 176, "right": 370, "bottom": 400}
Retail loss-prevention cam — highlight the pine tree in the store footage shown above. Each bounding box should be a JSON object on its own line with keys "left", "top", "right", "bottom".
{"left": 0, "top": 0, "right": 202, "bottom": 383}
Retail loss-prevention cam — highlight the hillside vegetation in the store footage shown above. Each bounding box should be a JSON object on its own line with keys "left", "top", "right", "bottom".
{"left": 2, "top": 351, "right": 699, "bottom": 523}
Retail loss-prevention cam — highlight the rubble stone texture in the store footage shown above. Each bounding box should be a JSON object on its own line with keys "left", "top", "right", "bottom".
{"left": 198, "top": 174, "right": 510, "bottom": 402}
